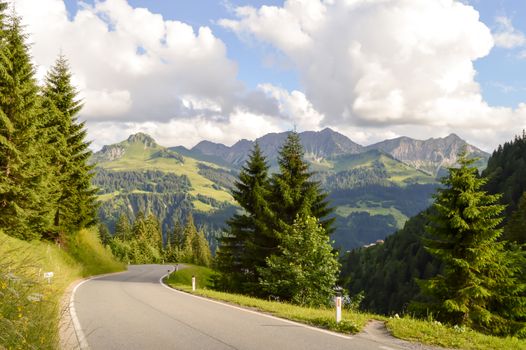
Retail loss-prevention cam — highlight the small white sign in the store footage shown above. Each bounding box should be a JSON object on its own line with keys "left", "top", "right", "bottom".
{"left": 44, "top": 272, "right": 54, "bottom": 279}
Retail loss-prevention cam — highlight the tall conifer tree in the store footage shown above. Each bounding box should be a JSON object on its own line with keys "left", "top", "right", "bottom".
{"left": 416, "top": 152, "right": 526, "bottom": 336}
{"left": 216, "top": 143, "right": 273, "bottom": 293}
{"left": 0, "top": 13, "right": 54, "bottom": 239}
{"left": 270, "top": 131, "right": 334, "bottom": 236}
{"left": 42, "top": 55, "right": 97, "bottom": 232}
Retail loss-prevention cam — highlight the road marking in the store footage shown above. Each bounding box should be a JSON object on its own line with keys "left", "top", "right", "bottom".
{"left": 379, "top": 346, "right": 397, "bottom": 350}
{"left": 69, "top": 270, "right": 127, "bottom": 350}
{"left": 70, "top": 279, "right": 91, "bottom": 349}
{"left": 159, "top": 274, "right": 354, "bottom": 341}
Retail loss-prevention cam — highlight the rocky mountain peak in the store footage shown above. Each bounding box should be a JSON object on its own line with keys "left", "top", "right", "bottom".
{"left": 127, "top": 133, "right": 158, "bottom": 147}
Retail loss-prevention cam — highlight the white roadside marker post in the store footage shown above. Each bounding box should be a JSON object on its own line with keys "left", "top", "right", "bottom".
{"left": 335, "top": 296, "right": 342, "bottom": 323}
{"left": 192, "top": 275, "right": 196, "bottom": 291}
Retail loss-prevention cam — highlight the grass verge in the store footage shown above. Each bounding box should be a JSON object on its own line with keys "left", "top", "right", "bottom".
{"left": 165, "top": 265, "right": 526, "bottom": 350}
{"left": 0, "top": 228, "right": 124, "bottom": 349}
{"left": 387, "top": 316, "right": 526, "bottom": 350}
{"left": 164, "top": 264, "right": 372, "bottom": 335}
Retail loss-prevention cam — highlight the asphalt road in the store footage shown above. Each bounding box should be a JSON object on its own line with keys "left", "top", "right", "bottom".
{"left": 73, "top": 264, "right": 411, "bottom": 350}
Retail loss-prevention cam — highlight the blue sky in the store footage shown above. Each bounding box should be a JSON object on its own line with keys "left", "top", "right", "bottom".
{"left": 19, "top": 0, "right": 526, "bottom": 151}
{"left": 472, "top": 0, "right": 526, "bottom": 107}
{"left": 64, "top": 0, "right": 299, "bottom": 90}
{"left": 61, "top": 0, "right": 525, "bottom": 109}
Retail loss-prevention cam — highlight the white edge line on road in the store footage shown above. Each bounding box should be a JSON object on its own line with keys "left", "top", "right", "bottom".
{"left": 159, "top": 274, "right": 354, "bottom": 341}
{"left": 69, "top": 271, "right": 126, "bottom": 350}
{"left": 70, "top": 279, "right": 91, "bottom": 350}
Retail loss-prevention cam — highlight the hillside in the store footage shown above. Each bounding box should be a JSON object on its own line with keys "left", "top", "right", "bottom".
{"left": 342, "top": 132, "right": 526, "bottom": 315}
{"left": 92, "top": 129, "right": 487, "bottom": 251}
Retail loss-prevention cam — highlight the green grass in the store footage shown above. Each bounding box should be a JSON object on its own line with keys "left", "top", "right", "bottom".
{"left": 387, "top": 316, "right": 526, "bottom": 350}
{"left": 67, "top": 229, "right": 125, "bottom": 276}
{"left": 99, "top": 154, "right": 234, "bottom": 205}
{"left": 165, "top": 265, "right": 526, "bottom": 350}
{"left": 164, "top": 265, "right": 371, "bottom": 334}
{"left": 165, "top": 264, "right": 215, "bottom": 289}
{"left": 0, "top": 228, "right": 124, "bottom": 349}
{"left": 335, "top": 204, "right": 408, "bottom": 229}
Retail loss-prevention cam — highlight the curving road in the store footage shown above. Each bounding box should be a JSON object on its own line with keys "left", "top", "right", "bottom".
{"left": 72, "top": 265, "right": 411, "bottom": 350}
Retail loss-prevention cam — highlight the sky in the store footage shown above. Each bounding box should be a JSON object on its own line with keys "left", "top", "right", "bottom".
{"left": 12, "top": 0, "right": 526, "bottom": 152}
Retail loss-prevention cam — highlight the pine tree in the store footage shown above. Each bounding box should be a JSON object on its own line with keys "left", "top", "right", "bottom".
{"left": 0, "top": 13, "right": 55, "bottom": 239}
{"left": 168, "top": 219, "right": 184, "bottom": 249}
{"left": 270, "top": 131, "right": 334, "bottom": 237}
{"left": 179, "top": 212, "right": 197, "bottom": 263}
{"left": 258, "top": 215, "right": 340, "bottom": 306}
{"left": 216, "top": 143, "right": 273, "bottom": 293}
{"left": 42, "top": 55, "right": 97, "bottom": 232}
{"left": 144, "top": 213, "right": 163, "bottom": 252}
{"left": 416, "top": 152, "right": 526, "bottom": 336}
{"left": 193, "top": 228, "right": 212, "bottom": 267}
{"left": 114, "top": 214, "right": 132, "bottom": 240}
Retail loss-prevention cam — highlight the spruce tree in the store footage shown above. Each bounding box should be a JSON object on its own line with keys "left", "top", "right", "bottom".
{"left": 179, "top": 212, "right": 197, "bottom": 263}
{"left": 0, "top": 13, "right": 55, "bottom": 239}
{"left": 416, "top": 152, "right": 526, "bottom": 336}
{"left": 193, "top": 229, "right": 212, "bottom": 267}
{"left": 114, "top": 214, "right": 132, "bottom": 240}
{"left": 270, "top": 131, "right": 334, "bottom": 236}
{"left": 169, "top": 219, "right": 184, "bottom": 249}
{"left": 216, "top": 143, "right": 273, "bottom": 293}
{"left": 42, "top": 55, "right": 97, "bottom": 232}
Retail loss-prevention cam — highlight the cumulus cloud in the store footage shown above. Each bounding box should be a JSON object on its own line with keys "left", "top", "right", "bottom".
{"left": 87, "top": 110, "right": 285, "bottom": 150}
{"left": 493, "top": 16, "right": 526, "bottom": 49}
{"left": 220, "top": 0, "right": 526, "bottom": 150}
{"left": 13, "top": 0, "right": 526, "bottom": 152}
{"left": 14, "top": 0, "right": 289, "bottom": 148}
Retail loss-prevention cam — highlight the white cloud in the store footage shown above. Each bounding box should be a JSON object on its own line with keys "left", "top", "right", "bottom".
{"left": 493, "top": 16, "right": 526, "bottom": 49}
{"left": 12, "top": 0, "right": 295, "bottom": 148}
{"left": 87, "top": 109, "right": 285, "bottom": 150}
{"left": 15, "top": 0, "right": 279, "bottom": 122}
{"left": 220, "top": 0, "right": 526, "bottom": 150}
{"left": 13, "top": 0, "right": 526, "bottom": 152}
{"left": 258, "top": 84, "right": 324, "bottom": 131}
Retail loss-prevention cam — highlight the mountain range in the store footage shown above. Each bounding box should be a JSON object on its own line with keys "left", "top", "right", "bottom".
{"left": 91, "top": 128, "right": 489, "bottom": 251}
{"left": 172, "top": 128, "right": 488, "bottom": 176}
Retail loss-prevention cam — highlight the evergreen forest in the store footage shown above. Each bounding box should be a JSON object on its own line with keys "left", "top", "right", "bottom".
{"left": 342, "top": 134, "right": 526, "bottom": 337}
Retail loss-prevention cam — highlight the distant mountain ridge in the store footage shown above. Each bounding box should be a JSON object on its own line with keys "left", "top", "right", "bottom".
{"left": 90, "top": 128, "right": 490, "bottom": 251}
{"left": 366, "top": 133, "right": 489, "bottom": 175}
{"left": 168, "top": 128, "right": 488, "bottom": 175}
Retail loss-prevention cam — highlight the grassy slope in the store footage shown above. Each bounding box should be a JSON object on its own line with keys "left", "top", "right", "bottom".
{"left": 165, "top": 265, "right": 525, "bottom": 350}
{"left": 96, "top": 142, "right": 235, "bottom": 211}
{"left": 335, "top": 204, "right": 408, "bottom": 230}
{"left": 0, "top": 229, "right": 124, "bottom": 349}
{"left": 165, "top": 265, "right": 370, "bottom": 334}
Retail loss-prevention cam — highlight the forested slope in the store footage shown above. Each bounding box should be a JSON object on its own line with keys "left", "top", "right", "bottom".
{"left": 342, "top": 132, "right": 526, "bottom": 315}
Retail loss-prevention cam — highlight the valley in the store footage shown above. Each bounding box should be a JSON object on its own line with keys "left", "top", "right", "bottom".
{"left": 91, "top": 128, "right": 488, "bottom": 251}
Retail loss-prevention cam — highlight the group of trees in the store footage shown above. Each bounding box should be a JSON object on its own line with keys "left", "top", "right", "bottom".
{"left": 93, "top": 169, "right": 191, "bottom": 194}
{"left": 344, "top": 143, "right": 526, "bottom": 337}
{"left": 164, "top": 213, "right": 212, "bottom": 266}
{"left": 107, "top": 212, "right": 211, "bottom": 266}
{"left": 0, "top": 4, "right": 96, "bottom": 241}
{"left": 215, "top": 132, "right": 339, "bottom": 306}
